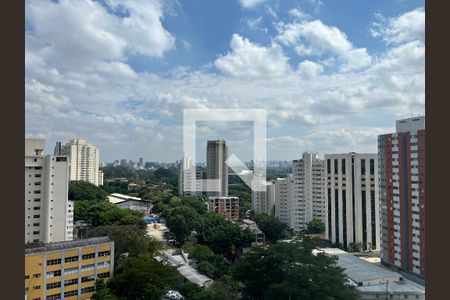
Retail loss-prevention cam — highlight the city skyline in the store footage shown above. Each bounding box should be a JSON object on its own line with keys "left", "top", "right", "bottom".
{"left": 25, "top": 0, "right": 424, "bottom": 162}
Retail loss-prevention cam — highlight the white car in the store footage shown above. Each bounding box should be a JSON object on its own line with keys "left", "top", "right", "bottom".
{"left": 165, "top": 290, "right": 184, "bottom": 300}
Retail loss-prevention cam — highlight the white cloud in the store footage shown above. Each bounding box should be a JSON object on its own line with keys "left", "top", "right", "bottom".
{"left": 25, "top": 0, "right": 174, "bottom": 70}
{"left": 371, "top": 7, "right": 424, "bottom": 45}
{"left": 240, "top": 0, "right": 266, "bottom": 9}
{"left": 297, "top": 60, "right": 323, "bottom": 79}
{"left": 214, "top": 34, "right": 290, "bottom": 77}
{"left": 289, "top": 8, "right": 310, "bottom": 20}
{"left": 276, "top": 19, "right": 372, "bottom": 71}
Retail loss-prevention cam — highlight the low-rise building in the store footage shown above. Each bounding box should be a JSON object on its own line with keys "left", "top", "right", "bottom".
{"left": 107, "top": 193, "right": 151, "bottom": 214}
{"left": 25, "top": 236, "right": 114, "bottom": 300}
{"left": 206, "top": 196, "right": 240, "bottom": 221}
{"left": 318, "top": 248, "right": 425, "bottom": 300}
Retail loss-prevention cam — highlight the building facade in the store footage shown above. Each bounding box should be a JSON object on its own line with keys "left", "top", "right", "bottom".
{"left": 25, "top": 237, "right": 114, "bottom": 300}
{"left": 58, "top": 139, "right": 100, "bottom": 186}
{"left": 179, "top": 152, "right": 204, "bottom": 197}
{"left": 325, "top": 153, "right": 380, "bottom": 251}
{"left": 274, "top": 174, "right": 293, "bottom": 226}
{"left": 206, "top": 140, "right": 228, "bottom": 197}
{"left": 378, "top": 116, "right": 425, "bottom": 278}
{"left": 290, "top": 153, "right": 325, "bottom": 232}
{"left": 206, "top": 196, "right": 240, "bottom": 221}
{"left": 25, "top": 139, "right": 74, "bottom": 244}
{"left": 251, "top": 180, "right": 275, "bottom": 215}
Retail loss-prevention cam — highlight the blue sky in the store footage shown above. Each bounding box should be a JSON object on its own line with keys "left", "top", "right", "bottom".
{"left": 25, "top": 0, "right": 425, "bottom": 162}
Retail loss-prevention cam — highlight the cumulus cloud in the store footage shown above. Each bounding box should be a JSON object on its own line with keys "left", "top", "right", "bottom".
{"left": 214, "top": 34, "right": 290, "bottom": 77}
{"left": 371, "top": 7, "right": 424, "bottom": 45}
{"left": 297, "top": 60, "right": 323, "bottom": 79}
{"left": 276, "top": 19, "right": 372, "bottom": 71}
{"left": 25, "top": 0, "right": 174, "bottom": 70}
{"left": 240, "top": 0, "right": 266, "bottom": 9}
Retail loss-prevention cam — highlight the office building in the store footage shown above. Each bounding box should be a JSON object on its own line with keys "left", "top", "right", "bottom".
{"left": 378, "top": 116, "right": 425, "bottom": 278}
{"left": 325, "top": 152, "right": 380, "bottom": 251}
{"left": 290, "top": 153, "right": 325, "bottom": 232}
{"left": 57, "top": 139, "right": 100, "bottom": 186}
{"left": 206, "top": 196, "right": 240, "bottom": 221}
{"left": 25, "top": 236, "right": 114, "bottom": 300}
{"left": 25, "top": 139, "right": 74, "bottom": 244}
{"left": 274, "top": 174, "right": 293, "bottom": 226}
{"left": 206, "top": 140, "right": 228, "bottom": 197}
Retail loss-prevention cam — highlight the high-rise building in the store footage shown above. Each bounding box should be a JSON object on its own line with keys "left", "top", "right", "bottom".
{"left": 179, "top": 152, "right": 204, "bottom": 197}
{"left": 274, "top": 174, "right": 293, "bottom": 226}
{"left": 25, "top": 139, "right": 73, "bottom": 244}
{"left": 98, "top": 170, "right": 104, "bottom": 186}
{"left": 290, "top": 153, "right": 325, "bottom": 232}
{"left": 58, "top": 139, "right": 100, "bottom": 186}
{"left": 251, "top": 180, "right": 275, "bottom": 215}
{"left": 206, "top": 140, "right": 228, "bottom": 197}
{"left": 25, "top": 236, "right": 114, "bottom": 300}
{"left": 325, "top": 152, "right": 380, "bottom": 251}
{"left": 378, "top": 116, "right": 425, "bottom": 278}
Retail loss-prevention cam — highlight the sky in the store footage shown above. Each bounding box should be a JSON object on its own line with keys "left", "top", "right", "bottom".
{"left": 25, "top": 0, "right": 425, "bottom": 163}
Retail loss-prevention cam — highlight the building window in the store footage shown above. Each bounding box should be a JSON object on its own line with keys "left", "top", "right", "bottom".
{"left": 46, "top": 270, "right": 61, "bottom": 278}
{"left": 81, "top": 275, "right": 96, "bottom": 282}
{"left": 64, "top": 290, "right": 78, "bottom": 298}
{"left": 81, "top": 286, "right": 95, "bottom": 294}
{"left": 63, "top": 267, "right": 78, "bottom": 275}
{"left": 33, "top": 207, "right": 40, "bottom": 210}
{"left": 32, "top": 273, "right": 41, "bottom": 278}
{"left": 32, "top": 285, "right": 41, "bottom": 290}
{"left": 47, "top": 282, "right": 62, "bottom": 290}
{"left": 25, "top": 275, "right": 30, "bottom": 280}
{"left": 46, "top": 258, "right": 61, "bottom": 266}
{"left": 97, "top": 261, "right": 110, "bottom": 268}
{"left": 46, "top": 294, "right": 61, "bottom": 300}
{"left": 34, "top": 190, "right": 41, "bottom": 194}
{"left": 334, "top": 159, "right": 338, "bottom": 175}
{"left": 34, "top": 198, "right": 40, "bottom": 202}
{"left": 64, "top": 278, "right": 78, "bottom": 286}
{"left": 97, "top": 272, "right": 110, "bottom": 279}
{"left": 64, "top": 256, "right": 79, "bottom": 263}
{"left": 327, "top": 159, "right": 331, "bottom": 174}
{"left": 81, "top": 264, "right": 95, "bottom": 272}
{"left": 98, "top": 250, "right": 111, "bottom": 257}
{"left": 361, "top": 159, "right": 366, "bottom": 175}
{"left": 34, "top": 174, "right": 41, "bottom": 178}
{"left": 82, "top": 253, "right": 96, "bottom": 260}
{"left": 370, "top": 159, "right": 375, "bottom": 175}
{"left": 341, "top": 159, "right": 346, "bottom": 175}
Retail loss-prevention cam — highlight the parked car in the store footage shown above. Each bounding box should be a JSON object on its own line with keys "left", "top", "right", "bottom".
{"left": 165, "top": 290, "right": 184, "bottom": 300}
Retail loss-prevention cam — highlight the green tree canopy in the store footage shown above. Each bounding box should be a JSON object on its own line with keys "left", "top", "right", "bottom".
{"left": 307, "top": 219, "right": 326, "bottom": 234}
{"left": 254, "top": 213, "right": 289, "bottom": 243}
{"left": 86, "top": 225, "right": 154, "bottom": 260}
{"left": 232, "top": 238, "right": 360, "bottom": 300}
{"left": 197, "top": 213, "right": 254, "bottom": 261}
{"left": 166, "top": 206, "right": 203, "bottom": 244}
{"left": 108, "top": 256, "right": 183, "bottom": 300}
{"left": 193, "top": 276, "right": 240, "bottom": 300}
{"left": 69, "top": 180, "right": 108, "bottom": 201}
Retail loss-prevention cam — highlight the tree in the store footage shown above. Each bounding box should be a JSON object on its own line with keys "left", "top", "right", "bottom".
{"left": 69, "top": 180, "right": 107, "bottom": 201}
{"left": 307, "top": 219, "right": 326, "bottom": 234}
{"left": 198, "top": 213, "right": 254, "bottom": 261}
{"left": 166, "top": 206, "right": 203, "bottom": 244}
{"left": 232, "top": 238, "right": 360, "bottom": 300}
{"left": 193, "top": 276, "right": 240, "bottom": 300}
{"left": 254, "top": 213, "right": 289, "bottom": 243}
{"left": 183, "top": 196, "right": 208, "bottom": 215}
{"left": 86, "top": 225, "right": 153, "bottom": 260}
{"left": 179, "top": 283, "right": 203, "bottom": 300}
{"left": 108, "top": 256, "right": 183, "bottom": 300}
{"left": 92, "top": 280, "right": 118, "bottom": 300}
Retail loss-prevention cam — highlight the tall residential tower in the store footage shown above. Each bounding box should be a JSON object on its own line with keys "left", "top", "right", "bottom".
{"left": 378, "top": 116, "right": 425, "bottom": 278}
{"left": 206, "top": 140, "right": 228, "bottom": 197}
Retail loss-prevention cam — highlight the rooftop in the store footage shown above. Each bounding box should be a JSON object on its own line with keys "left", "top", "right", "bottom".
{"left": 25, "top": 236, "right": 113, "bottom": 255}
{"left": 108, "top": 193, "right": 142, "bottom": 204}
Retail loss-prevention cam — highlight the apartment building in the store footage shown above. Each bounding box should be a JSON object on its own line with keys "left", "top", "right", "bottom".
{"left": 25, "top": 236, "right": 114, "bottom": 300}
{"left": 179, "top": 152, "right": 204, "bottom": 197}
{"left": 25, "top": 139, "right": 73, "bottom": 244}
{"left": 206, "top": 140, "right": 228, "bottom": 197}
{"left": 325, "top": 152, "right": 380, "bottom": 251}
{"left": 251, "top": 180, "right": 275, "bottom": 215}
{"left": 274, "top": 174, "right": 293, "bottom": 226}
{"left": 290, "top": 153, "right": 325, "bottom": 232}
{"left": 378, "top": 116, "right": 425, "bottom": 278}
{"left": 56, "top": 139, "right": 100, "bottom": 186}
{"left": 206, "top": 196, "right": 240, "bottom": 221}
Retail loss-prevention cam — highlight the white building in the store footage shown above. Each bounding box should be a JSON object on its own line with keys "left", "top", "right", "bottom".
{"left": 98, "top": 170, "right": 104, "bottom": 186}
{"left": 57, "top": 139, "right": 100, "bottom": 186}
{"left": 325, "top": 153, "right": 380, "bottom": 250}
{"left": 318, "top": 248, "right": 425, "bottom": 300}
{"left": 251, "top": 180, "right": 275, "bottom": 215}
{"left": 290, "top": 153, "right": 325, "bottom": 232}
{"left": 25, "top": 138, "right": 73, "bottom": 244}
{"left": 274, "top": 174, "right": 293, "bottom": 226}
{"left": 179, "top": 152, "right": 204, "bottom": 197}
{"left": 107, "top": 193, "right": 151, "bottom": 214}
